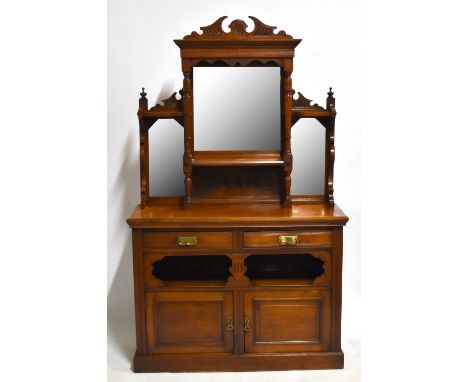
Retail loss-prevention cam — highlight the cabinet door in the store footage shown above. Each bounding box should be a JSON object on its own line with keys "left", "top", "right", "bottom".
{"left": 145, "top": 291, "right": 234, "bottom": 354}
{"left": 244, "top": 289, "right": 331, "bottom": 353}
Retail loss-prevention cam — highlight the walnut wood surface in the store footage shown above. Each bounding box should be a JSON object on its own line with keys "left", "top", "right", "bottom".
{"left": 142, "top": 231, "right": 233, "bottom": 249}
{"left": 133, "top": 352, "right": 344, "bottom": 372}
{"left": 192, "top": 151, "right": 284, "bottom": 167}
{"left": 243, "top": 230, "right": 332, "bottom": 248}
{"left": 128, "top": 201, "right": 348, "bottom": 228}
{"left": 244, "top": 289, "right": 331, "bottom": 353}
{"left": 128, "top": 16, "right": 347, "bottom": 373}
{"left": 137, "top": 16, "right": 338, "bottom": 207}
{"left": 145, "top": 291, "right": 233, "bottom": 354}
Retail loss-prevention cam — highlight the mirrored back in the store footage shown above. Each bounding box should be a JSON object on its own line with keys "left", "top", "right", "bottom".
{"left": 193, "top": 67, "right": 281, "bottom": 150}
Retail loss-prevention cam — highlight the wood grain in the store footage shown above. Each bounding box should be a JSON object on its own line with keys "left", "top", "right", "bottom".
{"left": 128, "top": 16, "right": 347, "bottom": 373}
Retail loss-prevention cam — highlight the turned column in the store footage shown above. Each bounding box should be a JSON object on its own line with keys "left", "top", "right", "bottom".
{"left": 138, "top": 88, "right": 149, "bottom": 208}
{"left": 282, "top": 60, "right": 294, "bottom": 205}
{"left": 182, "top": 61, "right": 194, "bottom": 205}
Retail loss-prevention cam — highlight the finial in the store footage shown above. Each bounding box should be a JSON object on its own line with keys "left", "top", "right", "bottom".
{"left": 139, "top": 87, "right": 148, "bottom": 110}
{"left": 326, "top": 87, "right": 335, "bottom": 111}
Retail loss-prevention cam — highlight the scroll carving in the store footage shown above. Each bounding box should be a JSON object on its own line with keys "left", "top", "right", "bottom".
{"left": 150, "top": 90, "right": 183, "bottom": 111}
{"left": 227, "top": 254, "right": 250, "bottom": 286}
{"left": 183, "top": 16, "right": 293, "bottom": 40}
{"left": 292, "top": 91, "right": 326, "bottom": 112}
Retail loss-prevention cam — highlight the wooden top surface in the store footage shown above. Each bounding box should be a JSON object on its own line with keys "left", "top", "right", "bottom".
{"left": 127, "top": 201, "right": 348, "bottom": 229}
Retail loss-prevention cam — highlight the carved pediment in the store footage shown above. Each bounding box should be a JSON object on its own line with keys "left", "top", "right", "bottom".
{"left": 183, "top": 16, "right": 293, "bottom": 40}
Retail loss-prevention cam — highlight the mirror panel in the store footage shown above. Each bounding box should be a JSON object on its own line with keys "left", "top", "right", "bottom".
{"left": 149, "top": 120, "right": 185, "bottom": 196}
{"left": 290, "top": 119, "right": 325, "bottom": 195}
{"left": 193, "top": 67, "right": 281, "bottom": 150}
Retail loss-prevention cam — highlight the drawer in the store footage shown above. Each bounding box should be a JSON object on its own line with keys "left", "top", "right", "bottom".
{"left": 142, "top": 231, "right": 233, "bottom": 249}
{"left": 243, "top": 230, "right": 332, "bottom": 248}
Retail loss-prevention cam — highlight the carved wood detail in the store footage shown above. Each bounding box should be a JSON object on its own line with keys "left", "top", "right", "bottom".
{"left": 325, "top": 88, "right": 336, "bottom": 204}
{"left": 282, "top": 62, "right": 294, "bottom": 205}
{"left": 307, "top": 252, "right": 327, "bottom": 285}
{"left": 139, "top": 119, "right": 149, "bottom": 209}
{"left": 227, "top": 254, "right": 250, "bottom": 286}
{"left": 149, "top": 255, "right": 166, "bottom": 286}
{"left": 292, "top": 91, "right": 326, "bottom": 111}
{"left": 183, "top": 16, "right": 292, "bottom": 40}
{"left": 146, "top": 89, "right": 184, "bottom": 127}
{"left": 192, "top": 58, "right": 283, "bottom": 67}
{"left": 150, "top": 90, "right": 183, "bottom": 111}
{"left": 182, "top": 71, "right": 194, "bottom": 205}
{"left": 128, "top": 17, "right": 347, "bottom": 372}
{"left": 327, "top": 87, "right": 335, "bottom": 111}
{"left": 326, "top": 120, "right": 335, "bottom": 205}
{"left": 139, "top": 87, "right": 148, "bottom": 110}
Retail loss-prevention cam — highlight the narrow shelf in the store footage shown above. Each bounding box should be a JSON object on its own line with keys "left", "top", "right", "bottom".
{"left": 292, "top": 109, "right": 335, "bottom": 118}
{"left": 192, "top": 151, "right": 284, "bottom": 167}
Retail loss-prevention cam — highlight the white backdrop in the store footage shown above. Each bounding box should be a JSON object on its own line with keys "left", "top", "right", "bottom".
{"left": 108, "top": 0, "right": 360, "bottom": 380}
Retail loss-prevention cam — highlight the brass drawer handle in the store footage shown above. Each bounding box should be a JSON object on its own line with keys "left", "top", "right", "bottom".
{"left": 244, "top": 317, "right": 251, "bottom": 332}
{"left": 177, "top": 236, "right": 197, "bottom": 246}
{"left": 226, "top": 317, "right": 234, "bottom": 331}
{"left": 279, "top": 234, "right": 298, "bottom": 246}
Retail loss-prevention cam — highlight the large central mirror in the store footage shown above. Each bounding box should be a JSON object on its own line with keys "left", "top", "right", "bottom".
{"left": 193, "top": 67, "right": 281, "bottom": 150}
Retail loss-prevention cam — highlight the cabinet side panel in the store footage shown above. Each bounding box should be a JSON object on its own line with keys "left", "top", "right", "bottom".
{"left": 132, "top": 229, "right": 146, "bottom": 353}
{"left": 331, "top": 227, "right": 343, "bottom": 351}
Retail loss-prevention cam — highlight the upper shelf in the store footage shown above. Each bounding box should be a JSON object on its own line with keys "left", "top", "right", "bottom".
{"left": 192, "top": 151, "right": 284, "bottom": 167}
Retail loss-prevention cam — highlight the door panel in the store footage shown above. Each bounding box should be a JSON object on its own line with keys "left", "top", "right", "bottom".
{"left": 244, "top": 289, "right": 331, "bottom": 353}
{"left": 146, "top": 291, "right": 234, "bottom": 353}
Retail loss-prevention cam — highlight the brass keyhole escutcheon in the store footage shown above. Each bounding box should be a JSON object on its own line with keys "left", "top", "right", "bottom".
{"left": 226, "top": 318, "right": 234, "bottom": 331}
{"left": 244, "top": 317, "right": 251, "bottom": 332}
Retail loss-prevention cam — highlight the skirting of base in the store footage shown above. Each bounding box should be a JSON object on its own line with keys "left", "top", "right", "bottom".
{"left": 133, "top": 351, "right": 344, "bottom": 372}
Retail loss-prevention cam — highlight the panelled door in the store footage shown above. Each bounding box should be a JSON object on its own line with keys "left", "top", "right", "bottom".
{"left": 243, "top": 289, "right": 331, "bottom": 353}
{"left": 145, "top": 291, "right": 234, "bottom": 354}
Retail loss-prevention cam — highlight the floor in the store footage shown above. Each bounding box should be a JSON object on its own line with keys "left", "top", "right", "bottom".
{"left": 107, "top": 320, "right": 361, "bottom": 382}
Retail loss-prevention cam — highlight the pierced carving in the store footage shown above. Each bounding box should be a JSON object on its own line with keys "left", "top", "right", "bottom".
{"left": 197, "top": 15, "right": 227, "bottom": 37}
{"left": 149, "top": 255, "right": 166, "bottom": 286}
{"left": 150, "top": 89, "right": 183, "bottom": 111}
{"left": 292, "top": 91, "right": 326, "bottom": 112}
{"left": 307, "top": 253, "right": 327, "bottom": 284}
{"left": 183, "top": 16, "right": 293, "bottom": 40}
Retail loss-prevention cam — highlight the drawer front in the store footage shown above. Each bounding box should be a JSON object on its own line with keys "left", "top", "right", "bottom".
{"left": 142, "top": 231, "right": 233, "bottom": 249}
{"left": 244, "top": 230, "right": 332, "bottom": 248}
